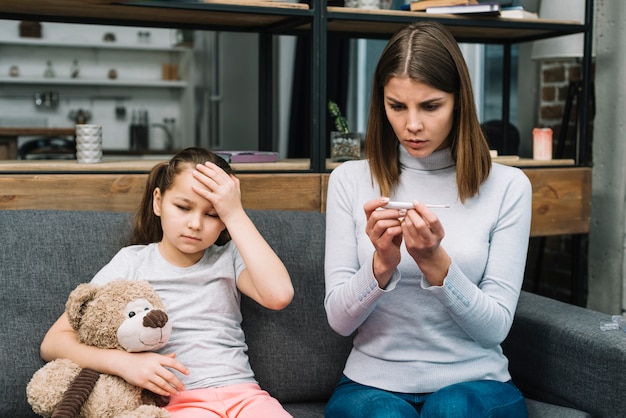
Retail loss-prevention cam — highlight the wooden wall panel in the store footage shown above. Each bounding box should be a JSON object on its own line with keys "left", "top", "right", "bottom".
{"left": 238, "top": 174, "right": 321, "bottom": 211}
{"left": 0, "top": 174, "right": 147, "bottom": 212}
{"left": 0, "top": 168, "right": 591, "bottom": 237}
{"left": 523, "top": 167, "right": 591, "bottom": 237}
{"left": 0, "top": 173, "right": 323, "bottom": 213}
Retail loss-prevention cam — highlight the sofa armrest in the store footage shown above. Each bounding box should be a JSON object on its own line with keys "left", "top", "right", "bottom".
{"left": 503, "top": 291, "right": 626, "bottom": 417}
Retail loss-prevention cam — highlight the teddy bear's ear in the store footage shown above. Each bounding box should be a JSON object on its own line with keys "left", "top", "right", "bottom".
{"left": 65, "top": 283, "right": 99, "bottom": 331}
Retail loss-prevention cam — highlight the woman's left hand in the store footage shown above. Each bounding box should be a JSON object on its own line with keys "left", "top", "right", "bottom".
{"left": 401, "top": 201, "right": 451, "bottom": 286}
{"left": 191, "top": 162, "right": 243, "bottom": 222}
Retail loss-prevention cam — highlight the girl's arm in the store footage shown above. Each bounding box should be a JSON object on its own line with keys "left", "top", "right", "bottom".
{"left": 226, "top": 212, "right": 294, "bottom": 310}
{"left": 192, "top": 162, "right": 294, "bottom": 310}
{"left": 40, "top": 312, "right": 188, "bottom": 396}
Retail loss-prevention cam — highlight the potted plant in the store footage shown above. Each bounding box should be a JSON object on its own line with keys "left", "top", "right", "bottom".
{"left": 328, "top": 101, "right": 361, "bottom": 162}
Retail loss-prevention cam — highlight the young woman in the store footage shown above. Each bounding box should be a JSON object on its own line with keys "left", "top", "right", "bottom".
{"left": 41, "top": 147, "right": 294, "bottom": 417}
{"left": 324, "top": 21, "right": 531, "bottom": 417}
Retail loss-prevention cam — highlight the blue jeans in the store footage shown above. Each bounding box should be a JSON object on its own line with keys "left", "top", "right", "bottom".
{"left": 324, "top": 375, "right": 527, "bottom": 418}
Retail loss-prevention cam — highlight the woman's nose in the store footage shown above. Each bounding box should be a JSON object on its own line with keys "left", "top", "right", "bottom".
{"left": 406, "top": 110, "right": 423, "bottom": 132}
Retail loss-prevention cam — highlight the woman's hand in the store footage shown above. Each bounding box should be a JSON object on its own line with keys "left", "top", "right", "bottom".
{"left": 115, "top": 351, "right": 188, "bottom": 397}
{"left": 191, "top": 162, "right": 244, "bottom": 223}
{"left": 363, "top": 197, "right": 404, "bottom": 288}
{"left": 401, "top": 201, "right": 451, "bottom": 286}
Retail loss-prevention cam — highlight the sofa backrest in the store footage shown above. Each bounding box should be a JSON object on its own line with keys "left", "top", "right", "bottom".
{"left": 0, "top": 209, "right": 351, "bottom": 417}
{"left": 1, "top": 210, "right": 134, "bottom": 417}
{"left": 244, "top": 211, "right": 352, "bottom": 403}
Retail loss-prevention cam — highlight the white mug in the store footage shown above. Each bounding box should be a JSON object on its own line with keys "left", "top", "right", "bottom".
{"left": 75, "top": 124, "right": 102, "bottom": 163}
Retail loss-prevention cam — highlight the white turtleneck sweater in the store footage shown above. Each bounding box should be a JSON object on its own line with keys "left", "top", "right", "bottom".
{"left": 324, "top": 146, "right": 532, "bottom": 393}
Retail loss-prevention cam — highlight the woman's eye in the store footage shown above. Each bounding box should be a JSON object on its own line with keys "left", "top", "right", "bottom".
{"left": 423, "top": 103, "right": 439, "bottom": 111}
{"left": 176, "top": 205, "right": 189, "bottom": 211}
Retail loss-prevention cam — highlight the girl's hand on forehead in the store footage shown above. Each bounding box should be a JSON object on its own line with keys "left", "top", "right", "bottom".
{"left": 191, "top": 162, "right": 243, "bottom": 220}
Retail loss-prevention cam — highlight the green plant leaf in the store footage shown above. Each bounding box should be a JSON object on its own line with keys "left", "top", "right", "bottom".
{"left": 328, "top": 100, "right": 349, "bottom": 134}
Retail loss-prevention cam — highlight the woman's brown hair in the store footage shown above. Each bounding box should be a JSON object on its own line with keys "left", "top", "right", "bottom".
{"left": 364, "top": 21, "right": 491, "bottom": 203}
{"left": 130, "top": 147, "right": 234, "bottom": 246}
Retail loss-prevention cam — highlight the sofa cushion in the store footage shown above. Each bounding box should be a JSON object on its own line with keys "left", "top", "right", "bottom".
{"left": 504, "top": 291, "right": 626, "bottom": 417}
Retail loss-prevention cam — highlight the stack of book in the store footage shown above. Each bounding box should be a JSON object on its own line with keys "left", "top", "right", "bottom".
{"left": 409, "top": 0, "right": 478, "bottom": 12}
{"left": 408, "top": 1, "right": 539, "bottom": 19}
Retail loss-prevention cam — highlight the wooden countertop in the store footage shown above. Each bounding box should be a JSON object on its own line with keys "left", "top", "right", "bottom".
{"left": 0, "top": 127, "right": 76, "bottom": 137}
{"left": 0, "top": 157, "right": 574, "bottom": 173}
{"left": 0, "top": 158, "right": 310, "bottom": 173}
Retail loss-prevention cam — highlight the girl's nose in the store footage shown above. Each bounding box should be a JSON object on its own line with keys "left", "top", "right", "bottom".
{"left": 188, "top": 213, "right": 203, "bottom": 230}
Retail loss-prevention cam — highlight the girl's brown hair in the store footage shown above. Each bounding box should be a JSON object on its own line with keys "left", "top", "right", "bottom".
{"left": 130, "top": 147, "right": 234, "bottom": 246}
{"left": 364, "top": 21, "right": 491, "bottom": 203}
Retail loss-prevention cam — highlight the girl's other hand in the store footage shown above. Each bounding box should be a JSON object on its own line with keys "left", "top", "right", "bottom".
{"left": 117, "top": 351, "right": 188, "bottom": 397}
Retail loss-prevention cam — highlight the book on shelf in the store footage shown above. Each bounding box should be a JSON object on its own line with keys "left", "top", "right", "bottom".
{"left": 215, "top": 150, "right": 279, "bottom": 163}
{"left": 410, "top": 0, "right": 477, "bottom": 12}
{"left": 500, "top": 6, "right": 539, "bottom": 20}
{"left": 425, "top": 2, "right": 501, "bottom": 15}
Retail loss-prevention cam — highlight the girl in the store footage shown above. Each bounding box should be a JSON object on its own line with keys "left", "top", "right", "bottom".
{"left": 324, "top": 22, "right": 531, "bottom": 417}
{"left": 41, "top": 147, "right": 294, "bottom": 417}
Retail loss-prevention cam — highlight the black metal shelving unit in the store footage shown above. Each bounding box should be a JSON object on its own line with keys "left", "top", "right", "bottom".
{"left": 0, "top": 0, "right": 595, "bottom": 306}
{"left": 0, "top": 0, "right": 593, "bottom": 172}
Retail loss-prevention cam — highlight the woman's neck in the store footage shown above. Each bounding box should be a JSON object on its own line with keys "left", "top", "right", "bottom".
{"left": 399, "top": 146, "right": 455, "bottom": 171}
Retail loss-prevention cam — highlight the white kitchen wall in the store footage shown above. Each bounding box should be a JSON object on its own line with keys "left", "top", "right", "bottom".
{"left": 0, "top": 20, "right": 190, "bottom": 151}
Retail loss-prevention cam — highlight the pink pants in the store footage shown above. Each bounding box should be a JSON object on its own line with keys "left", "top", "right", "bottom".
{"left": 165, "top": 383, "right": 292, "bottom": 418}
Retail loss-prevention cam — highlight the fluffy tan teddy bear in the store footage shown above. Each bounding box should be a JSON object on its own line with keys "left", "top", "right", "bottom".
{"left": 26, "top": 279, "right": 173, "bottom": 418}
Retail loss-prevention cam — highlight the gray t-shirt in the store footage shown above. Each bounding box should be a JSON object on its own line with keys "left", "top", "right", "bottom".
{"left": 91, "top": 241, "right": 256, "bottom": 389}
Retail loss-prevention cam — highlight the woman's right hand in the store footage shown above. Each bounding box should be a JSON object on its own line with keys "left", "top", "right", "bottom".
{"left": 363, "top": 197, "right": 404, "bottom": 288}
{"left": 115, "top": 351, "right": 189, "bottom": 397}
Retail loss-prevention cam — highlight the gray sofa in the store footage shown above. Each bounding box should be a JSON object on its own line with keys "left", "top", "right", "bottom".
{"left": 1, "top": 209, "right": 625, "bottom": 417}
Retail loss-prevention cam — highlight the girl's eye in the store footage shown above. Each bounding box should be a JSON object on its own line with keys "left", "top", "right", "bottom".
{"left": 205, "top": 212, "right": 219, "bottom": 218}
{"left": 176, "top": 205, "right": 189, "bottom": 211}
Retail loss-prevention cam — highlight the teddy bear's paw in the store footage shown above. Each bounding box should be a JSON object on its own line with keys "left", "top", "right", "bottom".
{"left": 26, "top": 358, "right": 82, "bottom": 416}
{"left": 115, "top": 404, "right": 171, "bottom": 418}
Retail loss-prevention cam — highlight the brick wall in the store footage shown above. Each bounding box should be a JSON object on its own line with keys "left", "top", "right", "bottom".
{"left": 524, "top": 58, "right": 589, "bottom": 304}
{"left": 537, "top": 59, "right": 583, "bottom": 159}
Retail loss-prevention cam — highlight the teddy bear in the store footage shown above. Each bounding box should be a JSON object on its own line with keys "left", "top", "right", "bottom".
{"left": 26, "top": 279, "right": 173, "bottom": 418}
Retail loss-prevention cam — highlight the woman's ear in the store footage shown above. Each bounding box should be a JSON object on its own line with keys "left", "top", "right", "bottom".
{"left": 153, "top": 187, "right": 162, "bottom": 216}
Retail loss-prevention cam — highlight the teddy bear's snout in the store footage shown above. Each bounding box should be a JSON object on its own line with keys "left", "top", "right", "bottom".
{"left": 143, "top": 309, "right": 168, "bottom": 329}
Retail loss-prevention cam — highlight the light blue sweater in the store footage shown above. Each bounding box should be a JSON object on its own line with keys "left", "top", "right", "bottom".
{"left": 324, "top": 146, "right": 532, "bottom": 393}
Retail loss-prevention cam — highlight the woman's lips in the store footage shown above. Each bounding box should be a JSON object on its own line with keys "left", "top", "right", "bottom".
{"left": 404, "top": 139, "right": 427, "bottom": 150}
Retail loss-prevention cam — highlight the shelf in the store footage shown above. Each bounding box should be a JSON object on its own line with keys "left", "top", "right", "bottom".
{"left": 0, "top": 158, "right": 312, "bottom": 174}
{"left": 0, "top": 1, "right": 582, "bottom": 42}
{"left": 0, "top": 37, "right": 189, "bottom": 52}
{"left": 0, "top": 0, "right": 314, "bottom": 32}
{"left": 0, "top": 76, "right": 187, "bottom": 88}
{"left": 326, "top": 7, "right": 585, "bottom": 43}
{"left": 0, "top": 156, "right": 576, "bottom": 175}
